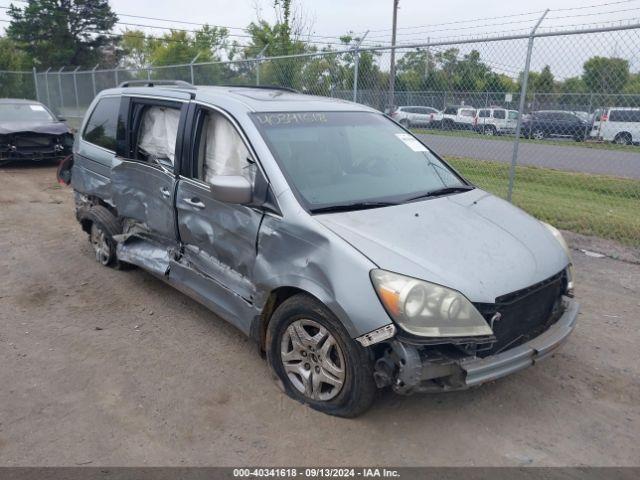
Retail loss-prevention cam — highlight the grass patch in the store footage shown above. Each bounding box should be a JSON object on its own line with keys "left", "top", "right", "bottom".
{"left": 446, "top": 156, "right": 640, "bottom": 247}
{"left": 412, "top": 128, "right": 639, "bottom": 153}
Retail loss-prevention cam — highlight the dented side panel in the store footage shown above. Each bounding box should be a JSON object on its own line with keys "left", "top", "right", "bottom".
{"left": 111, "top": 158, "right": 177, "bottom": 244}
{"left": 252, "top": 209, "right": 393, "bottom": 338}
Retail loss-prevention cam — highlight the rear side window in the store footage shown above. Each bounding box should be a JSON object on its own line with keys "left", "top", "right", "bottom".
{"left": 460, "top": 109, "right": 475, "bottom": 117}
{"left": 83, "top": 97, "right": 121, "bottom": 151}
{"left": 609, "top": 110, "right": 640, "bottom": 122}
{"left": 493, "top": 109, "right": 506, "bottom": 119}
{"left": 478, "top": 110, "right": 490, "bottom": 118}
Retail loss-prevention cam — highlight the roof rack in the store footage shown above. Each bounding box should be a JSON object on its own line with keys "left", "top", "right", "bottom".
{"left": 118, "top": 80, "right": 194, "bottom": 88}
{"left": 221, "top": 84, "right": 299, "bottom": 93}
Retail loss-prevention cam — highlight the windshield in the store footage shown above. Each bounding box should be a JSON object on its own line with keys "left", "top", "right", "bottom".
{"left": 252, "top": 111, "right": 467, "bottom": 211}
{"left": 0, "top": 103, "right": 55, "bottom": 122}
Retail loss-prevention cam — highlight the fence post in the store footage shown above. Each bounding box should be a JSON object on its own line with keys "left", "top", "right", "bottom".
{"left": 44, "top": 67, "right": 51, "bottom": 108}
{"left": 73, "top": 66, "right": 80, "bottom": 111}
{"left": 57, "top": 67, "right": 64, "bottom": 111}
{"left": 114, "top": 68, "right": 119, "bottom": 87}
{"left": 91, "top": 64, "right": 98, "bottom": 98}
{"left": 33, "top": 67, "right": 39, "bottom": 102}
{"left": 507, "top": 9, "right": 548, "bottom": 203}
{"left": 147, "top": 64, "right": 152, "bottom": 81}
{"left": 352, "top": 31, "right": 369, "bottom": 103}
{"left": 255, "top": 44, "right": 269, "bottom": 86}
{"left": 189, "top": 53, "right": 201, "bottom": 84}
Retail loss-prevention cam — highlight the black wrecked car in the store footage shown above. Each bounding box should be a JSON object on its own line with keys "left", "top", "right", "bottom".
{"left": 0, "top": 99, "right": 73, "bottom": 165}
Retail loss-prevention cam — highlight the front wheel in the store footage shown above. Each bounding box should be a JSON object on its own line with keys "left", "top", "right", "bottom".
{"left": 266, "top": 294, "right": 377, "bottom": 417}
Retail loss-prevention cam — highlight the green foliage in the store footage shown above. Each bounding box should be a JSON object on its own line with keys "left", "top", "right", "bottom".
{"left": 0, "top": 37, "right": 34, "bottom": 97}
{"left": 582, "top": 56, "right": 630, "bottom": 94}
{"left": 7, "top": 0, "right": 118, "bottom": 68}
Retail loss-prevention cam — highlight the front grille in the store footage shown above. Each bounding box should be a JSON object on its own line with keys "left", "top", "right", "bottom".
{"left": 14, "top": 135, "right": 55, "bottom": 148}
{"left": 475, "top": 271, "right": 566, "bottom": 356}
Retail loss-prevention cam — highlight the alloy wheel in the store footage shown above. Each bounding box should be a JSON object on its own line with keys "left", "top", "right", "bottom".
{"left": 280, "top": 319, "right": 346, "bottom": 401}
{"left": 532, "top": 129, "right": 545, "bottom": 140}
{"left": 90, "top": 223, "right": 111, "bottom": 266}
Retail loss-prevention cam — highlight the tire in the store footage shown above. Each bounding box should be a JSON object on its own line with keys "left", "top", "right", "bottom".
{"left": 266, "top": 294, "right": 377, "bottom": 418}
{"left": 614, "top": 132, "right": 632, "bottom": 145}
{"left": 84, "top": 205, "right": 127, "bottom": 269}
{"left": 483, "top": 125, "right": 496, "bottom": 136}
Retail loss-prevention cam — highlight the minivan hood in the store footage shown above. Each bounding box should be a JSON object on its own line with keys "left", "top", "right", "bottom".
{"left": 316, "top": 189, "right": 569, "bottom": 303}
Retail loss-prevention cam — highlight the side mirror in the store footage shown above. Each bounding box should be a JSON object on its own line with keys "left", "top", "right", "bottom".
{"left": 209, "top": 175, "right": 252, "bottom": 205}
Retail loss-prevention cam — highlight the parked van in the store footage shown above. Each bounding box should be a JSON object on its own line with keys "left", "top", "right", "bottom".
{"left": 590, "top": 108, "right": 640, "bottom": 145}
{"left": 60, "top": 81, "right": 577, "bottom": 417}
{"left": 474, "top": 108, "right": 518, "bottom": 135}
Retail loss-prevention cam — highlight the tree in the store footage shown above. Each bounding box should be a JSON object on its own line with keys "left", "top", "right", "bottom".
{"left": 582, "top": 56, "right": 629, "bottom": 94}
{"left": 7, "top": 0, "right": 118, "bottom": 68}
{"left": 0, "top": 36, "right": 34, "bottom": 97}
{"left": 532, "top": 65, "right": 554, "bottom": 93}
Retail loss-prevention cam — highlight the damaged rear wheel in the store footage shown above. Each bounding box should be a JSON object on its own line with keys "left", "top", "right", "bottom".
{"left": 84, "top": 205, "right": 128, "bottom": 269}
{"left": 266, "top": 294, "right": 377, "bottom": 417}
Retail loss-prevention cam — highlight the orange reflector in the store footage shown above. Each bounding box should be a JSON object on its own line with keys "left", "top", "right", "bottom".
{"left": 378, "top": 286, "right": 400, "bottom": 317}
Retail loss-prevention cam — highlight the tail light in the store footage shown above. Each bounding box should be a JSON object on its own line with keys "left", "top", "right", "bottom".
{"left": 474, "top": 117, "right": 478, "bottom": 126}
{"left": 601, "top": 114, "right": 608, "bottom": 122}
{"left": 390, "top": 111, "right": 398, "bottom": 118}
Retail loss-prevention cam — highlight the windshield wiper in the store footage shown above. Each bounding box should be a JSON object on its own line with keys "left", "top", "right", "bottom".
{"left": 404, "top": 185, "right": 475, "bottom": 202}
{"left": 310, "top": 201, "right": 398, "bottom": 214}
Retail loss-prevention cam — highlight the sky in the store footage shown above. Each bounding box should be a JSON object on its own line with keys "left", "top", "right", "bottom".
{"left": 1, "top": 0, "right": 639, "bottom": 77}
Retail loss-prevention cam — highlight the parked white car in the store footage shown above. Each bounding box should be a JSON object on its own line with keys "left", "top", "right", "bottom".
{"left": 390, "top": 106, "right": 442, "bottom": 128}
{"left": 441, "top": 105, "right": 476, "bottom": 130}
{"left": 590, "top": 108, "right": 640, "bottom": 145}
{"left": 474, "top": 108, "right": 519, "bottom": 136}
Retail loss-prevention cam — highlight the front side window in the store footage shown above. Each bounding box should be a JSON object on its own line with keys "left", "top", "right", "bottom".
{"left": 508, "top": 111, "right": 519, "bottom": 120}
{"left": 478, "top": 110, "right": 490, "bottom": 118}
{"left": 197, "top": 110, "right": 253, "bottom": 184}
{"left": 252, "top": 111, "right": 467, "bottom": 211}
{"left": 0, "top": 103, "right": 55, "bottom": 122}
{"left": 444, "top": 107, "right": 457, "bottom": 115}
{"left": 83, "top": 97, "right": 121, "bottom": 151}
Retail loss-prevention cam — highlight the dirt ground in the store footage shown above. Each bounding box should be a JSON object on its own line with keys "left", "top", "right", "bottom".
{"left": 0, "top": 164, "right": 639, "bottom": 467}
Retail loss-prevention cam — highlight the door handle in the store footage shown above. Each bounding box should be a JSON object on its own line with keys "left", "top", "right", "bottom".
{"left": 160, "top": 187, "right": 171, "bottom": 198}
{"left": 184, "top": 197, "right": 205, "bottom": 209}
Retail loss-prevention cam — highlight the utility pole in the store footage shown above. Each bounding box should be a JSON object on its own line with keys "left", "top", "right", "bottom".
{"left": 388, "top": 0, "right": 399, "bottom": 111}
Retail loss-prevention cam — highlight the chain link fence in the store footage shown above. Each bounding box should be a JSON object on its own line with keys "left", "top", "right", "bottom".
{"left": 2, "top": 22, "right": 639, "bottom": 246}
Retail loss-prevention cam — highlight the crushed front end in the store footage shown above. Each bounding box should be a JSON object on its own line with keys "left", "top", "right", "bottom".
{"left": 367, "top": 270, "right": 579, "bottom": 393}
{"left": 0, "top": 131, "right": 73, "bottom": 164}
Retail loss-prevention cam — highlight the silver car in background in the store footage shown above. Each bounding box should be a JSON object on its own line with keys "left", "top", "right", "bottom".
{"left": 65, "top": 82, "right": 578, "bottom": 417}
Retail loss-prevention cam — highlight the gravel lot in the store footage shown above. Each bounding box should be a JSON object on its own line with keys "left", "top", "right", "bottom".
{"left": 417, "top": 133, "right": 640, "bottom": 179}
{"left": 1, "top": 164, "right": 639, "bottom": 466}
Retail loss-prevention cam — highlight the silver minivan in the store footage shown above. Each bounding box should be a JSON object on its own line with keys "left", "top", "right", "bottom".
{"left": 63, "top": 81, "right": 578, "bottom": 417}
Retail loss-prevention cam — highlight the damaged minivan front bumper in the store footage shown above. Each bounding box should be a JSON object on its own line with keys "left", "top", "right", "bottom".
{"left": 372, "top": 297, "right": 579, "bottom": 394}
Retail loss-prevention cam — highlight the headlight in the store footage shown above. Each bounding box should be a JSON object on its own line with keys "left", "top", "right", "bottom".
{"left": 541, "top": 221, "right": 570, "bottom": 258}
{"left": 541, "top": 222, "right": 574, "bottom": 295}
{"left": 370, "top": 269, "right": 492, "bottom": 337}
